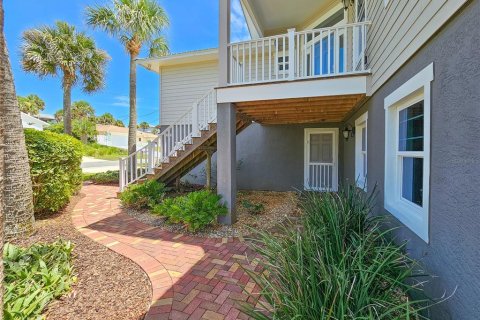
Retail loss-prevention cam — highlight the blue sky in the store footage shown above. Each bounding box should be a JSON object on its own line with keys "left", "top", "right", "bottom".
{"left": 4, "top": 0, "right": 249, "bottom": 125}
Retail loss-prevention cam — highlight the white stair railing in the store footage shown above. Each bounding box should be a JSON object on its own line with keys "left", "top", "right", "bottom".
{"left": 119, "top": 89, "right": 217, "bottom": 191}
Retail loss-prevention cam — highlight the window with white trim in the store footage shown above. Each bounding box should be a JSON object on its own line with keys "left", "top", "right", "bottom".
{"left": 355, "top": 112, "right": 368, "bottom": 189}
{"left": 384, "top": 63, "right": 433, "bottom": 243}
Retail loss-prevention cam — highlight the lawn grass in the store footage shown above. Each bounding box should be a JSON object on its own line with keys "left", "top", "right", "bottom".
{"left": 83, "top": 142, "right": 127, "bottom": 160}
{"left": 83, "top": 170, "right": 119, "bottom": 184}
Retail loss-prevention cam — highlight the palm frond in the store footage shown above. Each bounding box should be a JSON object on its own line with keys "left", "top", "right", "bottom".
{"left": 149, "top": 36, "right": 169, "bottom": 58}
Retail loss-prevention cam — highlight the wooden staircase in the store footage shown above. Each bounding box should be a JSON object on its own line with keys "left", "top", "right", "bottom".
{"left": 143, "top": 119, "right": 250, "bottom": 186}
{"left": 119, "top": 89, "right": 250, "bottom": 191}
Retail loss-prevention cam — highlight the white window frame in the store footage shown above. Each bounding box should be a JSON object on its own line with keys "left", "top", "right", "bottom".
{"left": 384, "top": 63, "right": 433, "bottom": 243}
{"left": 355, "top": 112, "right": 368, "bottom": 190}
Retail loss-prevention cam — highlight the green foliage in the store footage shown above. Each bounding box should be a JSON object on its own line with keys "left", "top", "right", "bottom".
{"left": 241, "top": 200, "right": 265, "bottom": 215}
{"left": 96, "top": 112, "right": 124, "bottom": 127}
{"left": 21, "top": 21, "right": 109, "bottom": 94}
{"left": 153, "top": 190, "right": 227, "bottom": 232}
{"left": 4, "top": 240, "right": 76, "bottom": 319}
{"left": 137, "top": 121, "right": 150, "bottom": 131}
{"left": 17, "top": 94, "right": 45, "bottom": 116}
{"left": 25, "top": 129, "right": 83, "bottom": 215}
{"left": 119, "top": 180, "right": 169, "bottom": 210}
{"left": 243, "top": 185, "right": 430, "bottom": 319}
{"left": 51, "top": 101, "right": 98, "bottom": 142}
{"left": 83, "top": 170, "right": 119, "bottom": 184}
{"left": 71, "top": 100, "right": 95, "bottom": 118}
{"left": 86, "top": 0, "right": 169, "bottom": 58}
{"left": 82, "top": 142, "right": 127, "bottom": 160}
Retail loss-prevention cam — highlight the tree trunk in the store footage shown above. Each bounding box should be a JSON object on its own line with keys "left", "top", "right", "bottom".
{"left": 63, "top": 80, "right": 72, "bottom": 135}
{"left": 0, "top": 0, "right": 34, "bottom": 241}
{"left": 0, "top": 0, "right": 5, "bottom": 310}
{"left": 128, "top": 53, "right": 138, "bottom": 155}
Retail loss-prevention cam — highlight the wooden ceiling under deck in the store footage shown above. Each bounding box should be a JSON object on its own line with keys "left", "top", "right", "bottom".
{"left": 235, "top": 94, "right": 365, "bottom": 125}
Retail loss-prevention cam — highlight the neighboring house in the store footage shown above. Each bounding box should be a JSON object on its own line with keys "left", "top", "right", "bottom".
{"left": 96, "top": 124, "right": 157, "bottom": 150}
{"left": 131, "top": 0, "right": 479, "bottom": 318}
{"left": 37, "top": 113, "right": 56, "bottom": 124}
{"left": 21, "top": 112, "right": 50, "bottom": 131}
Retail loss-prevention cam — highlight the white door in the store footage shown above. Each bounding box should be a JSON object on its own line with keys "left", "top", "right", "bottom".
{"left": 304, "top": 128, "right": 338, "bottom": 191}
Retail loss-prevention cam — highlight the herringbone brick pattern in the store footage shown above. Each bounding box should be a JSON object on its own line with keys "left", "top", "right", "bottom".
{"left": 72, "top": 185, "right": 262, "bottom": 320}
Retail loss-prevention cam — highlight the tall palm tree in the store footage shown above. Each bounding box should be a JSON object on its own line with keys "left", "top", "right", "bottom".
{"left": 21, "top": 21, "right": 109, "bottom": 136}
{"left": 0, "top": 0, "right": 35, "bottom": 240}
{"left": 86, "top": 0, "right": 169, "bottom": 154}
{"left": 0, "top": 0, "right": 5, "bottom": 307}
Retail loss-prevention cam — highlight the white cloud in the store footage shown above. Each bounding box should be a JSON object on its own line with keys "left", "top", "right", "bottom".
{"left": 112, "top": 95, "right": 129, "bottom": 107}
{"left": 231, "top": 0, "right": 250, "bottom": 43}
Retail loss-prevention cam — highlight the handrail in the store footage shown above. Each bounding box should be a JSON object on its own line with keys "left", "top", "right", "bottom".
{"left": 227, "top": 21, "right": 372, "bottom": 85}
{"left": 119, "top": 88, "right": 217, "bottom": 191}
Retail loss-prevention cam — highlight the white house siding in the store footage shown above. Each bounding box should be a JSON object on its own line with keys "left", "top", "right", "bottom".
{"left": 160, "top": 60, "right": 218, "bottom": 126}
{"left": 367, "top": 0, "right": 467, "bottom": 94}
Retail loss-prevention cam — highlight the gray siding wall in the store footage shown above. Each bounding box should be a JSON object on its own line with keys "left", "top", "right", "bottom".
{"left": 184, "top": 122, "right": 344, "bottom": 191}
{"left": 343, "top": 1, "right": 480, "bottom": 318}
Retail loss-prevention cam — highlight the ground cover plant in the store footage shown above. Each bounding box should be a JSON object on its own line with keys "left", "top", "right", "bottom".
{"left": 25, "top": 129, "right": 83, "bottom": 215}
{"left": 4, "top": 240, "right": 76, "bottom": 319}
{"left": 244, "top": 185, "right": 430, "bottom": 319}
{"left": 119, "top": 180, "right": 169, "bottom": 210}
{"left": 153, "top": 190, "right": 227, "bottom": 232}
{"left": 83, "top": 170, "right": 119, "bottom": 184}
{"left": 241, "top": 199, "right": 265, "bottom": 215}
{"left": 83, "top": 142, "right": 127, "bottom": 160}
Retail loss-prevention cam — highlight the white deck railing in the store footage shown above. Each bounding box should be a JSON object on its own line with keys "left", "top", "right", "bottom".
{"left": 119, "top": 89, "right": 217, "bottom": 191}
{"left": 227, "top": 21, "right": 371, "bottom": 85}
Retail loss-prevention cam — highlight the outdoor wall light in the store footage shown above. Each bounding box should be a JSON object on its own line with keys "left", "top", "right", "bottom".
{"left": 342, "top": 124, "right": 355, "bottom": 140}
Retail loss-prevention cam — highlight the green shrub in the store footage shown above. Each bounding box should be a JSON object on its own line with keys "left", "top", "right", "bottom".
{"left": 153, "top": 190, "right": 227, "bottom": 232}
{"left": 83, "top": 170, "right": 119, "bottom": 184}
{"left": 25, "top": 129, "right": 83, "bottom": 215}
{"left": 119, "top": 180, "right": 169, "bottom": 209}
{"left": 83, "top": 142, "right": 127, "bottom": 160}
{"left": 241, "top": 200, "right": 265, "bottom": 215}
{"left": 243, "top": 185, "right": 430, "bottom": 319}
{"left": 4, "top": 240, "right": 76, "bottom": 319}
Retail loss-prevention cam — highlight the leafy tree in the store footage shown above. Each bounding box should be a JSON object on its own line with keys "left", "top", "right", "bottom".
{"left": 21, "top": 21, "right": 109, "bottom": 136}
{"left": 71, "top": 100, "right": 95, "bottom": 119}
{"left": 97, "top": 112, "right": 116, "bottom": 125}
{"left": 115, "top": 119, "right": 125, "bottom": 127}
{"left": 138, "top": 121, "right": 150, "bottom": 131}
{"left": 0, "top": 0, "right": 35, "bottom": 242}
{"left": 86, "top": 0, "right": 169, "bottom": 154}
{"left": 17, "top": 94, "right": 45, "bottom": 116}
{"left": 54, "top": 109, "right": 63, "bottom": 122}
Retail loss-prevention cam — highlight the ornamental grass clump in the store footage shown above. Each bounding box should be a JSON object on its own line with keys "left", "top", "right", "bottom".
{"left": 244, "top": 185, "right": 429, "bottom": 320}
{"left": 4, "top": 240, "right": 76, "bottom": 319}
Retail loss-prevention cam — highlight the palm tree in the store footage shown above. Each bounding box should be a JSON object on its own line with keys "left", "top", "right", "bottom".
{"left": 0, "top": 0, "right": 5, "bottom": 307}
{"left": 0, "top": 0, "right": 35, "bottom": 240}
{"left": 17, "top": 94, "right": 45, "bottom": 116}
{"left": 86, "top": 0, "right": 169, "bottom": 154}
{"left": 138, "top": 121, "right": 150, "bottom": 132}
{"left": 21, "top": 21, "right": 109, "bottom": 136}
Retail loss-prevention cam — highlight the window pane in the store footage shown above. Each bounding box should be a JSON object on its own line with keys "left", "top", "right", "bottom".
{"left": 399, "top": 101, "right": 424, "bottom": 151}
{"left": 362, "top": 153, "right": 367, "bottom": 178}
{"left": 402, "top": 157, "right": 423, "bottom": 207}
{"left": 310, "top": 133, "right": 333, "bottom": 163}
{"left": 361, "top": 127, "right": 366, "bottom": 151}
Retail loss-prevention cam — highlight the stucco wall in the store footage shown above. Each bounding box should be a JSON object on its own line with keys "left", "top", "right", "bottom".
{"left": 184, "top": 122, "right": 344, "bottom": 191}
{"left": 343, "top": 1, "right": 480, "bottom": 318}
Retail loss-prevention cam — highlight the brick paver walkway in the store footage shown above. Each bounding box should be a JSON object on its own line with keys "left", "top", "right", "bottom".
{"left": 72, "top": 184, "right": 262, "bottom": 320}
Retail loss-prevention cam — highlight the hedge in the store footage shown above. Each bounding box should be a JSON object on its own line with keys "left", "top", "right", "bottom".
{"left": 25, "top": 129, "right": 83, "bottom": 215}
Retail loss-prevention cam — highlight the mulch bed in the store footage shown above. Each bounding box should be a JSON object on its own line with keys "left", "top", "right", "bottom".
{"left": 11, "top": 191, "right": 151, "bottom": 320}
{"left": 125, "top": 190, "right": 301, "bottom": 238}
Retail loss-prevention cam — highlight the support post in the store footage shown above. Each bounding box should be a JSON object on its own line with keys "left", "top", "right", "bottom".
{"left": 288, "top": 28, "right": 296, "bottom": 80}
{"left": 217, "top": 103, "right": 236, "bottom": 224}
{"left": 219, "top": 0, "right": 231, "bottom": 86}
{"left": 205, "top": 150, "right": 212, "bottom": 190}
{"left": 147, "top": 142, "right": 154, "bottom": 174}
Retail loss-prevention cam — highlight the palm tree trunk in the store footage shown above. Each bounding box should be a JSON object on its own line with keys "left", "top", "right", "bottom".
{"left": 128, "top": 53, "right": 137, "bottom": 155}
{"left": 0, "top": 0, "right": 35, "bottom": 240}
{"left": 63, "top": 80, "right": 73, "bottom": 135}
{"left": 0, "top": 0, "right": 6, "bottom": 309}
